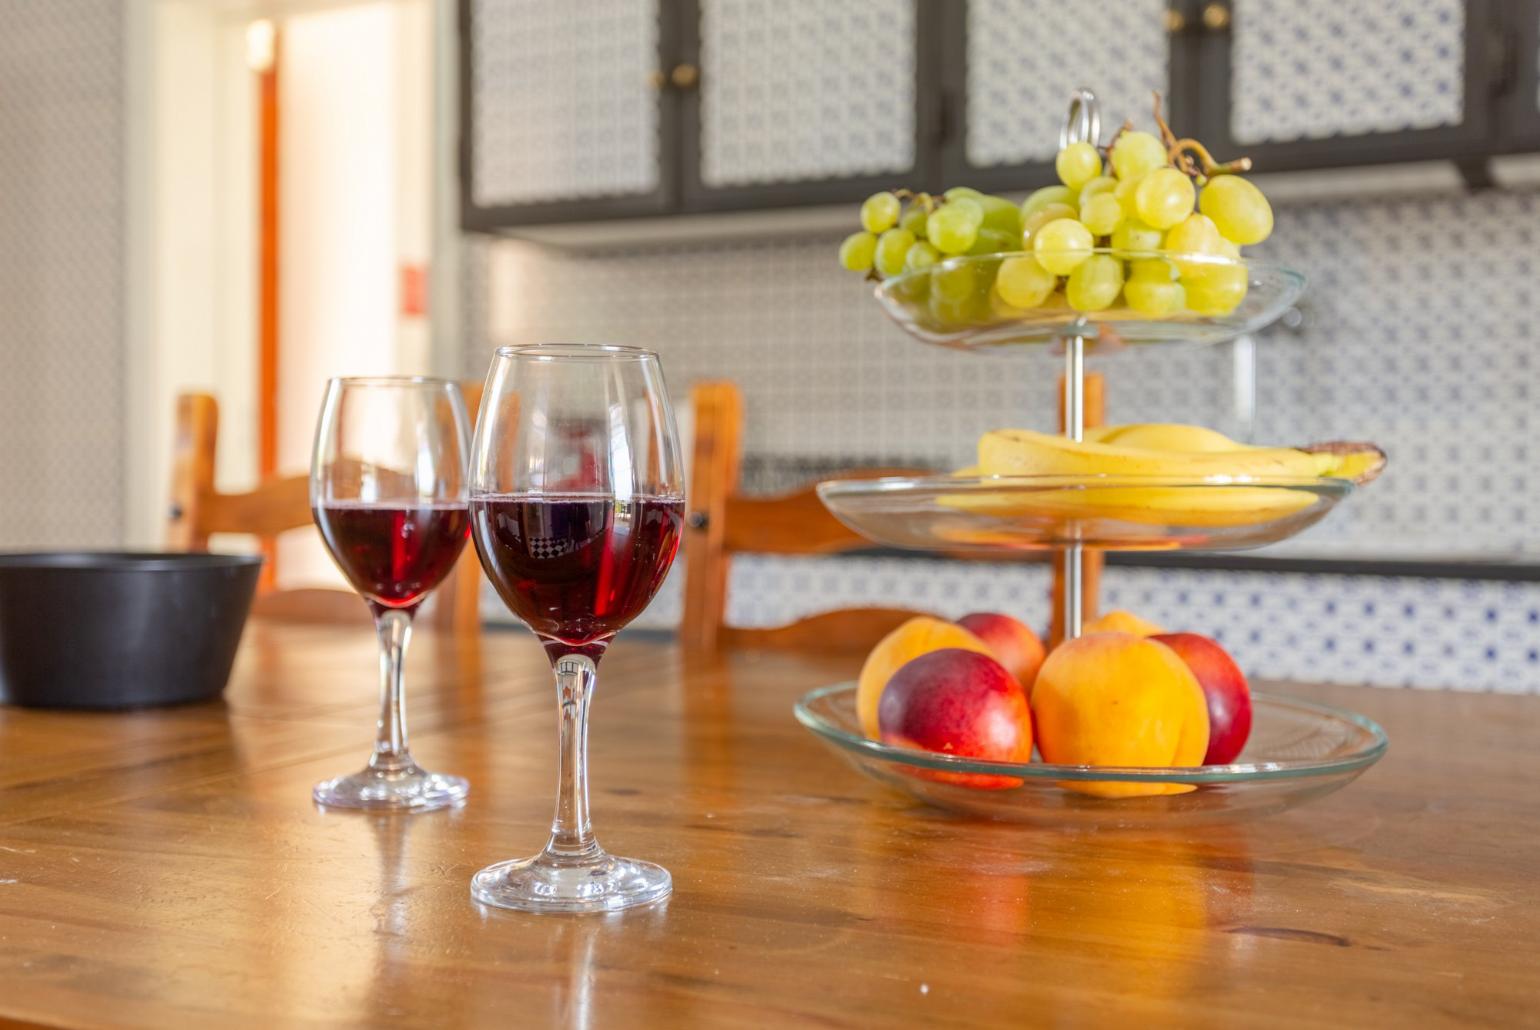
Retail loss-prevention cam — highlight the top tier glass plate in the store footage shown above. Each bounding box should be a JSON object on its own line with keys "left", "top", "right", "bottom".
{"left": 875, "top": 250, "right": 1305, "bottom": 352}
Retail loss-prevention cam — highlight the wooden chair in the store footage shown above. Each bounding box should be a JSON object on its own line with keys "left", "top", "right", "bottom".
{"left": 679, "top": 379, "right": 1104, "bottom": 654}
{"left": 166, "top": 386, "right": 485, "bottom": 634}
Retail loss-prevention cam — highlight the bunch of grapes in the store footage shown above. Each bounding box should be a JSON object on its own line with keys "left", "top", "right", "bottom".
{"left": 837, "top": 99, "right": 1274, "bottom": 322}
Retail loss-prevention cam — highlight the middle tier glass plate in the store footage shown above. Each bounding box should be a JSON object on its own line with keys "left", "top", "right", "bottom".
{"left": 817, "top": 474, "right": 1354, "bottom": 553}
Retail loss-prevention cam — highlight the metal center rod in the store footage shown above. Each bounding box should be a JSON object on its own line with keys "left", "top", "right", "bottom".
{"left": 1062, "top": 333, "right": 1086, "bottom": 640}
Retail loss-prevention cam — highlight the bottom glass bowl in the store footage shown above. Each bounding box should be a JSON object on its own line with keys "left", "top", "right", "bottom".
{"left": 794, "top": 683, "right": 1387, "bottom": 828}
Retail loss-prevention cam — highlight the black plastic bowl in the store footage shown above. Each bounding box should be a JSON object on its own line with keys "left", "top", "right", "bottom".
{"left": 0, "top": 552, "right": 263, "bottom": 710}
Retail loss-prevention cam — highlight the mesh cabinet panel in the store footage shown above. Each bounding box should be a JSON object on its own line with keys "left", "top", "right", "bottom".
{"left": 1231, "top": 0, "right": 1465, "bottom": 144}
{"left": 965, "top": 0, "right": 1170, "bottom": 168}
{"left": 469, "top": 0, "right": 661, "bottom": 206}
{"left": 699, "top": 0, "right": 916, "bottom": 187}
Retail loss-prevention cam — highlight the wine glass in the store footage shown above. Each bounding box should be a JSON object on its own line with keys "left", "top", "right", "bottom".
{"left": 310, "top": 376, "right": 472, "bottom": 811}
{"left": 467, "top": 344, "right": 685, "bottom": 912}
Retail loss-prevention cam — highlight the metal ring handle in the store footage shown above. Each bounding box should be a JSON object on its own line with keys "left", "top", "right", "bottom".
{"left": 1059, "top": 88, "right": 1102, "bottom": 150}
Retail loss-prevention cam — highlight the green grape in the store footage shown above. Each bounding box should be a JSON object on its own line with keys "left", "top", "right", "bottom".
{"left": 1124, "top": 276, "right": 1183, "bottom": 316}
{"left": 875, "top": 228, "right": 916, "bottom": 278}
{"left": 1111, "top": 218, "right": 1163, "bottom": 255}
{"left": 932, "top": 261, "right": 978, "bottom": 302}
{"left": 943, "top": 186, "right": 985, "bottom": 201}
{"left": 860, "top": 191, "right": 901, "bottom": 233}
{"left": 927, "top": 204, "right": 981, "bottom": 255}
{"left": 1055, "top": 141, "right": 1103, "bottom": 190}
{"left": 1162, "top": 213, "right": 1223, "bottom": 276}
{"left": 1182, "top": 264, "right": 1248, "bottom": 315}
{"left": 967, "top": 227, "right": 1016, "bottom": 256}
{"left": 1032, "top": 218, "right": 1094, "bottom": 275}
{"left": 905, "top": 240, "right": 941, "bottom": 272}
{"left": 1065, "top": 254, "right": 1124, "bottom": 312}
{"left": 1021, "top": 185, "right": 1075, "bottom": 219}
{"left": 1020, "top": 203, "right": 1078, "bottom": 245}
{"left": 1128, "top": 257, "right": 1176, "bottom": 281}
{"left": 976, "top": 195, "right": 1022, "bottom": 236}
{"left": 1110, "top": 130, "right": 1168, "bottom": 182}
{"left": 1114, "top": 173, "right": 1143, "bottom": 216}
{"left": 839, "top": 231, "right": 877, "bottom": 272}
{"left": 1080, "top": 192, "right": 1124, "bottom": 236}
{"left": 1135, "top": 168, "right": 1196, "bottom": 230}
{"left": 1078, "top": 175, "right": 1118, "bottom": 201}
{"left": 900, "top": 203, "right": 930, "bottom": 239}
{"left": 995, "top": 255, "right": 1056, "bottom": 309}
{"left": 1199, "top": 175, "right": 1273, "bottom": 245}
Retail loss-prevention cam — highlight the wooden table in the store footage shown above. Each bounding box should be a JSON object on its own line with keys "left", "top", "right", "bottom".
{"left": 1, "top": 621, "right": 1537, "bottom": 1028}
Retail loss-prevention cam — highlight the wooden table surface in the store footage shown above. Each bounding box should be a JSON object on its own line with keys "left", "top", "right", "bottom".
{"left": 1, "top": 620, "right": 1537, "bottom": 1029}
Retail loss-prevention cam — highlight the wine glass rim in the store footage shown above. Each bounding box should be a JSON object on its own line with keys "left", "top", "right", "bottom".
{"left": 496, "top": 343, "right": 658, "bottom": 362}
{"left": 327, "top": 375, "right": 461, "bottom": 389}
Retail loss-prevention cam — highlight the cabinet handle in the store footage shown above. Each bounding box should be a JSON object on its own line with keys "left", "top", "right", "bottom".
{"left": 1163, "top": 7, "right": 1186, "bottom": 33}
{"left": 670, "top": 63, "right": 700, "bottom": 90}
{"left": 1201, "top": 2, "right": 1231, "bottom": 31}
{"left": 646, "top": 69, "right": 667, "bottom": 91}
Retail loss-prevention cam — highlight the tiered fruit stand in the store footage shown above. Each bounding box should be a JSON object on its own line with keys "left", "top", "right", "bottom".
{"left": 797, "top": 92, "right": 1387, "bottom": 825}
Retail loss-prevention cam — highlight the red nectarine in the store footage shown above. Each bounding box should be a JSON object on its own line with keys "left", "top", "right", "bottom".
{"left": 878, "top": 648, "right": 1032, "bottom": 789}
{"left": 1152, "top": 632, "right": 1252, "bottom": 764}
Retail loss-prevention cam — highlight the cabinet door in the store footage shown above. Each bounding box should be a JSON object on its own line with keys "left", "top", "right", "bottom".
{"left": 1196, "top": 0, "right": 1498, "bottom": 172}
{"left": 941, "top": 0, "right": 1191, "bottom": 193}
{"left": 1502, "top": 0, "right": 1540, "bottom": 150}
{"left": 678, "top": 0, "right": 935, "bottom": 210}
{"left": 460, "top": 0, "right": 679, "bottom": 228}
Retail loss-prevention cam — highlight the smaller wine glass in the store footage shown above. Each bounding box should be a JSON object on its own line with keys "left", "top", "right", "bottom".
{"left": 310, "top": 376, "right": 472, "bottom": 811}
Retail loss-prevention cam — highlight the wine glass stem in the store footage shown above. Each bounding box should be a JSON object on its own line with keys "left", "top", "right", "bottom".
{"left": 369, "top": 607, "right": 415, "bottom": 773}
{"left": 546, "top": 652, "right": 600, "bottom": 860}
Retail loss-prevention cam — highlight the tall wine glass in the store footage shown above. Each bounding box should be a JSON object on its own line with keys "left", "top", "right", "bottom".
{"left": 468, "top": 345, "right": 685, "bottom": 912}
{"left": 310, "top": 376, "right": 472, "bottom": 811}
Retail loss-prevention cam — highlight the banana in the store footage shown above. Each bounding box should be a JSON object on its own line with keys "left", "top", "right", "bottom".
{"left": 938, "top": 424, "right": 1385, "bottom": 529}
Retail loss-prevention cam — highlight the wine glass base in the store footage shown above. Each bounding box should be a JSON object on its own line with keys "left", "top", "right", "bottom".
{"left": 312, "top": 765, "right": 468, "bottom": 812}
{"left": 470, "top": 850, "right": 672, "bottom": 913}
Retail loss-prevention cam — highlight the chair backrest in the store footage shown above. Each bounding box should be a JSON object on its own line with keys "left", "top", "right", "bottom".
{"left": 166, "top": 384, "right": 485, "bottom": 634}
{"left": 679, "top": 378, "right": 1104, "bottom": 654}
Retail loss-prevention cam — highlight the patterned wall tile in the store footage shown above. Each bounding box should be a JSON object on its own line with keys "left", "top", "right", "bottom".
{"left": 1231, "top": 0, "right": 1465, "bottom": 144}
{"left": 468, "top": 0, "right": 660, "bottom": 206}
{"left": 700, "top": 0, "right": 915, "bottom": 187}
{"left": 965, "top": 0, "right": 1170, "bottom": 168}
{"left": 0, "top": 0, "right": 124, "bottom": 549}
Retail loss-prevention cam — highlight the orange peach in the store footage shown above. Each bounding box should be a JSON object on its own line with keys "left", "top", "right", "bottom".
{"left": 1032, "top": 632, "right": 1209, "bottom": 797}
{"left": 957, "top": 611, "right": 1047, "bottom": 689}
{"left": 856, "top": 616, "right": 993, "bottom": 738}
{"left": 1082, "top": 609, "right": 1166, "bottom": 637}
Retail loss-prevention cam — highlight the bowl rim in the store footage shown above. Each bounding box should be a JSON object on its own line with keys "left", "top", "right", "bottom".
{"left": 793, "top": 682, "right": 1388, "bottom": 784}
{"left": 817, "top": 473, "right": 1357, "bottom": 498}
{"left": 0, "top": 550, "right": 266, "bottom": 572}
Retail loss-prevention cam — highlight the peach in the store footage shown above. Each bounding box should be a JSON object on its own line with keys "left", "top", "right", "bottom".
{"left": 878, "top": 649, "right": 1032, "bottom": 789}
{"left": 856, "top": 616, "right": 993, "bottom": 738}
{"left": 1152, "top": 632, "right": 1252, "bottom": 764}
{"left": 1032, "top": 632, "right": 1209, "bottom": 797}
{"left": 957, "top": 611, "right": 1047, "bottom": 689}
{"left": 1082, "top": 609, "right": 1166, "bottom": 637}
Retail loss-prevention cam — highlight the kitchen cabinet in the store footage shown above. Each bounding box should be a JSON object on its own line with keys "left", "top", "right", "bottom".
{"left": 459, "top": 0, "right": 681, "bottom": 228}
{"left": 1502, "top": 0, "right": 1540, "bottom": 150}
{"left": 1193, "top": 0, "right": 1501, "bottom": 173}
{"left": 937, "top": 0, "right": 1195, "bottom": 193}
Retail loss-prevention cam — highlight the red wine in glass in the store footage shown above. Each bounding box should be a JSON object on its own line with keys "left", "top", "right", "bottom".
{"left": 471, "top": 494, "right": 682, "bottom": 649}
{"left": 313, "top": 502, "right": 470, "bottom": 611}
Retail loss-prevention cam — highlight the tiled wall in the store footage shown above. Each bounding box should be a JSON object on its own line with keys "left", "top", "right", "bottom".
{"left": 462, "top": 185, "right": 1540, "bottom": 692}
{"left": 0, "top": 1, "right": 125, "bottom": 549}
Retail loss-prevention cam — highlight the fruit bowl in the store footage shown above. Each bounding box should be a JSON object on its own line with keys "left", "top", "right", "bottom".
{"left": 876, "top": 250, "right": 1305, "bottom": 352}
{"left": 794, "top": 683, "right": 1387, "bottom": 827}
{"left": 817, "top": 473, "right": 1352, "bottom": 553}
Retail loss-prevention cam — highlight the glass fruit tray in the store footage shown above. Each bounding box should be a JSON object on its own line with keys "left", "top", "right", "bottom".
{"left": 795, "top": 683, "right": 1387, "bottom": 828}
{"left": 817, "top": 473, "right": 1353, "bottom": 554}
{"left": 876, "top": 250, "right": 1305, "bottom": 352}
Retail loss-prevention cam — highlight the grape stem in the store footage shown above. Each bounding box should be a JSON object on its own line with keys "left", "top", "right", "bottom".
{"left": 1151, "top": 90, "right": 1252, "bottom": 184}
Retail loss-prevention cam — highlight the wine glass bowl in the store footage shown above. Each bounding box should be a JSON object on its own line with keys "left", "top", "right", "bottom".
{"left": 874, "top": 250, "right": 1306, "bottom": 352}
{"left": 467, "top": 344, "right": 684, "bottom": 913}
{"left": 309, "top": 376, "right": 472, "bottom": 812}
